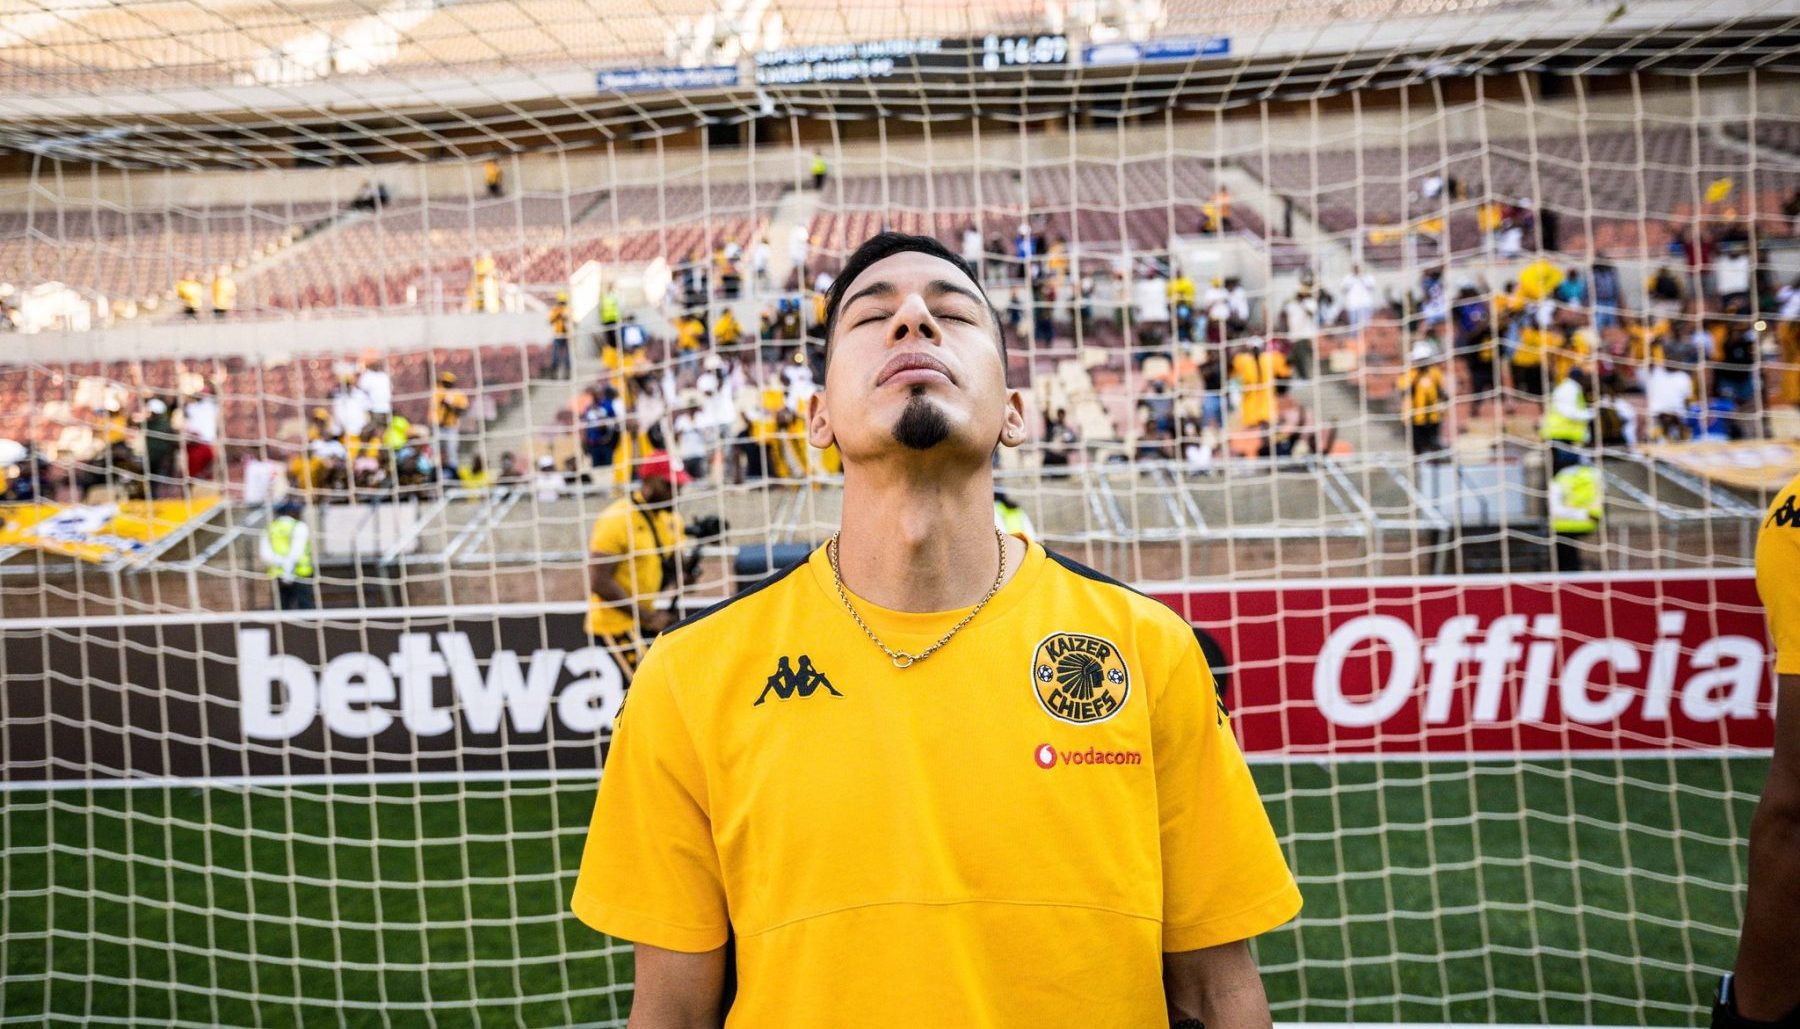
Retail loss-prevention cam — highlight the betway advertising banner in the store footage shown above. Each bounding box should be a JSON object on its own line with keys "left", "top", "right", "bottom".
{"left": 0, "top": 570, "right": 1773, "bottom": 786}
{"left": 1, "top": 608, "right": 621, "bottom": 784}
{"left": 1157, "top": 570, "right": 1775, "bottom": 758}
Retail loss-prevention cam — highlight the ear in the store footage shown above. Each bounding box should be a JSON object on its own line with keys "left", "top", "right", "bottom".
{"left": 806, "top": 390, "right": 835, "bottom": 449}
{"left": 998, "top": 388, "right": 1028, "bottom": 449}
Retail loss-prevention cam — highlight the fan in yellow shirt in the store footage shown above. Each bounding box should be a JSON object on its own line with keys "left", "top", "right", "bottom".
{"left": 586, "top": 450, "right": 691, "bottom": 674}
{"left": 573, "top": 232, "right": 1299, "bottom": 1026}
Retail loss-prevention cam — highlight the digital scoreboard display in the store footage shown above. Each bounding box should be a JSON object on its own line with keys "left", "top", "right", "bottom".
{"left": 754, "top": 34, "right": 1069, "bottom": 85}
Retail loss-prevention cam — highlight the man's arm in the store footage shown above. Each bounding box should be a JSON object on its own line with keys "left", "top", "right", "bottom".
{"left": 1730, "top": 673, "right": 1800, "bottom": 1021}
{"left": 628, "top": 942, "right": 727, "bottom": 1029}
{"left": 589, "top": 553, "right": 631, "bottom": 607}
{"left": 1164, "top": 940, "right": 1272, "bottom": 1029}
{"left": 590, "top": 552, "right": 672, "bottom": 633}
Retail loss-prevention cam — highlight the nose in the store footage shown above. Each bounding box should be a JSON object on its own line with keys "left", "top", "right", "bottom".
{"left": 887, "top": 292, "right": 940, "bottom": 346}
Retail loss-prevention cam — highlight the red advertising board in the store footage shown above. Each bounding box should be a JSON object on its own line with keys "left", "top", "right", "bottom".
{"left": 1154, "top": 570, "right": 1775, "bottom": 758}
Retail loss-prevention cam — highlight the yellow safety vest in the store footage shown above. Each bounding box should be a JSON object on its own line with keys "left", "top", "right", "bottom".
{"left": 267, "top": 516, "right": 313, "bottom": 578}
{"left": 1551, "top": 465, "right": 1602, "bottom": 534}
{"left": 996, "top": 502, "right": 1028, "bottom": 535}
{"left": 811, "top": 155, "right": 827, "bottom": 176}
{"left": 383, "top": 414, "right": 410, "bottom": 450}
{"left": 1540, "top": 383, "right": 1589, "bottom": 443}
{"left": 600, "top": 293, "right": 620, "bottom": 323}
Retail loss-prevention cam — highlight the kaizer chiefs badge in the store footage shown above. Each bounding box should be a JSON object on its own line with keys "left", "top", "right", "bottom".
{"left": 1032, "top": 633, "right": 1130, "bottom": 724}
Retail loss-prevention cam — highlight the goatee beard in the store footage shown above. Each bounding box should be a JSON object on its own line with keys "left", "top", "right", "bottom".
{"left": 892, "top": 391, "right": 951, "bottom": 451}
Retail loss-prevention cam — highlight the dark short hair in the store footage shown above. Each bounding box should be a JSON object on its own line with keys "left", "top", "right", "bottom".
{"left": 821, "top": 231, "right": 1005, "bottom": 369}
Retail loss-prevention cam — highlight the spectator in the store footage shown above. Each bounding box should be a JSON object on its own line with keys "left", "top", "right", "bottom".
{"left": 211, "top": 267, "right": 237, "bottom": 319}
{"left": 1541, "top": 366, "right": 1593, "bottom": 475}
{"left": 750, "top": 233, "right": 772, "bottom": 292}
{"left": 1644, "top": 355, "right": 1694, "bottom": 441}
{"left": 182, "top": 387, "right": 220, "bottom": 481}
{"left": 1647, "top": 265, "right": 1684, "bottom": 321}
{"left": 1716, "top": 318, "right": 1760, "bottom": 438}
{"left": 175, "top": 272, "right": 204, "bottom": 319}
{"left": 468, "top": 251, "right": 498, "bottom": 313}
{"left": 1714, "top": 243, "right": 1753, "bottom": 311}
{"left": 1397, "top": 341, "right": 1448, "bottom": 456}
{"left": 581, "top": 387, "right": 619, "bottom": 471}
{"left": 458, "top": 453, "right": 493, "bottom": 491}
{"left": 533, "top": 454, "right": 562, "bottom": 502}
{"left": 993, "top": 489, "right": 1036, "bottom": 537}
{"left": 240, "top": 449, "right": 286, "bottom": 507}
{"left": 330, "top": 369, "right": 370, "bottom": 440}
{"left": 599, "top": 284, "right": 621, "bottom": 350}
{"left": 259, "top": 497, "right": 314, "bottom": 610}
{"left": 1041, "top": 407, "right": 1078, "bottom": 474}
{"left": 1269, "top": 390, "right": 1321, "bottom": 460}
{"left": 1203, "top": 185, "right": 1233, "bottom": 233}
{"left": 810, "top": 149, "right": 828, "bottom": 190}
{"left": 1340, "top": 263, "right": 1377, "bottom": 331}
{"left": 548, "top": 292, "right": 571, "bottom": 379}
{"left": 1278, "top": 276, "right": 1322, "bottom": 378}
{"left": 497, "top": 451, "right": 525, "bottom": 486}
{"left": 961, "top": 222, "right": 984, "bottom": 275}
{"left": 142, "top": 393, "right": 178, "bottom": 493}
{"left": 787, "top": 223, "right": 810, "bottom": 281}
{"left": 1549, "top": 461, "right": 1603, "bottom": 573}
{"left": 483, "top": 159, "right": 503, "bottom": 198}
{"left": 672, "top": 398, "right": 709, "bottom": 484}
{"left": 357, "top": 352, "right": 392, "bottom": 429}
{"left": 432, "top": 372, "right": 469, "bottom": 476}
{"left": 1232, "top": 338, "right": 1292, "bottom": 444}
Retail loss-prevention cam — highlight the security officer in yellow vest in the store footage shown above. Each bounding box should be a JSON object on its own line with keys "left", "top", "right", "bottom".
{"left": 993, "top": 489, "right": 1035, "bottom": 537}
{"left": 1541, "top": 365, "right": 1593, "bottom": 476}
{"left": 259, "top": 497, "right": 316, "bottom": 610}
{"left": 1550, "top": 460, "right": 1603, "bottom": 573}
{"left": 598, "top": 286, "right": 621, "bottom": 354}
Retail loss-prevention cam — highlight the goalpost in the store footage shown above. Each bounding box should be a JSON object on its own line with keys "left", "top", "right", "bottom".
{"left": 1, "top": 6, "right": 1795, "bottom": 1026}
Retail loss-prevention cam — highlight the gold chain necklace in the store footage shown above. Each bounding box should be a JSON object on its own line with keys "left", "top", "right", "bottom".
{"left": 827, "top": 529, "right": 1008, "bottom": 669}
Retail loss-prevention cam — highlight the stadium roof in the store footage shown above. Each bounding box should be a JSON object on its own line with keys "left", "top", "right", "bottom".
{"left": 0, "top": 0, "right": 1791, "bottom": 169}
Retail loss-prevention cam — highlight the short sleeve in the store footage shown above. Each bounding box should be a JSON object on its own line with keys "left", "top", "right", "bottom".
{"left": 1758, "top": 491, "right": 1800, "bottom": 675}
{"left": 571, "top": 653, "right": 729, "bottom": 952}
{"left": 1155, "top": 637, "right": 1302, "bottom": 952}
{"left": 588, "top": 508, "right": 628, "bottom": 557}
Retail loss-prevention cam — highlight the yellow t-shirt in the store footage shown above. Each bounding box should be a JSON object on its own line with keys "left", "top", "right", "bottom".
{"left": 586, "top": 494, "right": 684, "bottom": 637}
{"left": 1758, "top": 474, "right": 1800, "bottom": 675}
{"left": 572, "top": 540, "right": 1301, "bottom": 1026}
{"left": 1398, "top": 366, "right": 1446, "bottom": 426}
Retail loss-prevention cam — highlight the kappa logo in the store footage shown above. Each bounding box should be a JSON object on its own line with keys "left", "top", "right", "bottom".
{"left": 1767, "top": 493, "right": 1800, "bottom": 529}
{"left": 1031, "top": 632, "right": 1129, "bottom": 724}
{"left": 754, "top": 655, "right": 843, "bottom": 706}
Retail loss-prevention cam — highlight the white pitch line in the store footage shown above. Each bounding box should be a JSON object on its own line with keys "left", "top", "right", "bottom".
{"left": 0, "top": 748, "right": 1773, "bottom": 792}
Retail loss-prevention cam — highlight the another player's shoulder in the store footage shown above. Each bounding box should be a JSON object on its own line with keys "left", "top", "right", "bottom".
{"left": 1039, "top": 546, "right": 1196, "bottom": 653}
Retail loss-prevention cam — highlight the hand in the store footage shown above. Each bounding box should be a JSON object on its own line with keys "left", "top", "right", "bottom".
{"left": 639, "top": 609, "right": 676, "bottom": 634}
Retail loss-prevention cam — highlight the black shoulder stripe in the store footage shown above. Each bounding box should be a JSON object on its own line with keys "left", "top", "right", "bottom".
{"left": 1043, "top": 547, "right": 1151, "bottom": 599}
{"left": 663, "top": 553, "right": 811, "bottom": 635}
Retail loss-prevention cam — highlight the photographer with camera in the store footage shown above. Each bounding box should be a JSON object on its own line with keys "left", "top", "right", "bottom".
{"left": 585, "top": 451, "right": 722, "bottom": 677}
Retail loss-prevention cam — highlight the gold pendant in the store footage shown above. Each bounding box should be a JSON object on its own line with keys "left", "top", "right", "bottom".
{"left": 892, "top": 653, "right": 915, "bottom": 669}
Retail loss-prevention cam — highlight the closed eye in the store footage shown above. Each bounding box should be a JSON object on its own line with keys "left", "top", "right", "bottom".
{"left": 854, "top": 311, "right": 890, "bottom": 327}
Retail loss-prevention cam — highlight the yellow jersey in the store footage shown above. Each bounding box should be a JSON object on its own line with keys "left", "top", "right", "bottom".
{"left": 586, "top": 493, "right": 685, "bottom": 638}
{"left": 572, "top": 540, "right": 1301, "bottom": 1026}
{"left": 1398, "top": 366, "right": 1446, "bottom": 426}
{"left": 1758, "top": 474, "right": 1800, "bottom": 675}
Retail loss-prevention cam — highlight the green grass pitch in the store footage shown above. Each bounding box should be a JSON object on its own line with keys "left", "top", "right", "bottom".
{"left": 1, "top": 758, "right": 1766, "bottom": 1026}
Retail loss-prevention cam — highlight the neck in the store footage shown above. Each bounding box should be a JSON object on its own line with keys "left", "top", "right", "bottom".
{"left": 835, "top": 461, "right": 1020, "bottom": 613}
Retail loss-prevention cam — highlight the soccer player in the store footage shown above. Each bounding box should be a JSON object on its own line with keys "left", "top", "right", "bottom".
{"left": 1715, "top": 476, "right": 1800, "bottom": 1027}
{"left": 572, "top": 232, "right": 1301, "bottom": 1026}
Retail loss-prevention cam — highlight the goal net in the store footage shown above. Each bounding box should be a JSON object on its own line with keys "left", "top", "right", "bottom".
{"left": 0, "top": 2, "right": 1794, "bottom": 1024}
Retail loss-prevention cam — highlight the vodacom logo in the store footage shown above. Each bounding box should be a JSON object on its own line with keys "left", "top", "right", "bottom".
{"left": 1033, "top": 743, "right": 1142, "bottom": 768}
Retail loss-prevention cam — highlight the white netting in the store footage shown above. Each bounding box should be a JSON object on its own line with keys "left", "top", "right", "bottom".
{"left": 1, "top": 2, "right": 1795, "bottom": 1024}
